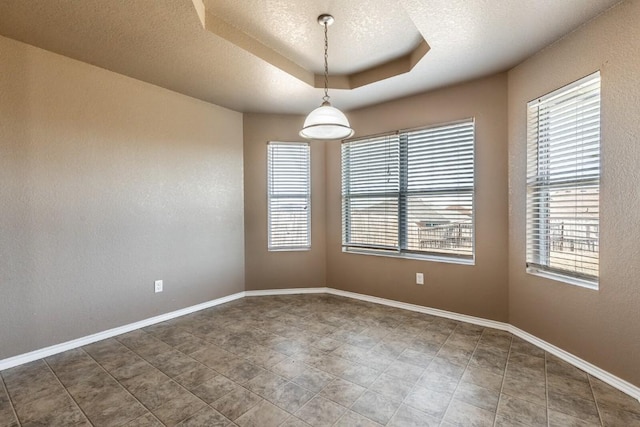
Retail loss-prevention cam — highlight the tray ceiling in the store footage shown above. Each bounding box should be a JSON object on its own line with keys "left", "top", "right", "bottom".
{"left": 0, "top": 0, "right": 622, "bottom": 114}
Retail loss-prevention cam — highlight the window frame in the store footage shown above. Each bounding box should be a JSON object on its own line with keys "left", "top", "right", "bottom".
{"left": 341, "top": 119, "right": 476, "bottom": 264}
{"left": 525, "top": 72, "right": 601, "bottom": 289}
{"left": 267, "top": 141, "right": 311, "bottom": 251}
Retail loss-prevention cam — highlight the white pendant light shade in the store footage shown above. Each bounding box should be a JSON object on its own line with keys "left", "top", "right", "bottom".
{"left": 300, "top": 102, "right": 354, "bottom": 140}
{"left": 300, "top": 14, "right": 354, "bottom": 141}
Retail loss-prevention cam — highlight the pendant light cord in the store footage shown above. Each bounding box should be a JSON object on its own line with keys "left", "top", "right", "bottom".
{"left": 323, "top": 21, "right": 330, "bottom": 103}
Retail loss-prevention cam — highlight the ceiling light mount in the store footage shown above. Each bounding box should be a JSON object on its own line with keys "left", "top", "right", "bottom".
{"left": 317, "top": 14, "right": 335, "bottom": 27}
{"left": 300, "top": 14, "right": 354, "bottom": 141}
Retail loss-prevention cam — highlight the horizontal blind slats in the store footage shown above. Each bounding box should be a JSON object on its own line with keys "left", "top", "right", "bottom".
{"left": 268, "top": 142, "right": 311, "bottom": 250}
{"left": 342, "top": 120, "right": 474, "bottom": 259}
{"left": 526, "top": 72, "right": 600, "bottom": 284}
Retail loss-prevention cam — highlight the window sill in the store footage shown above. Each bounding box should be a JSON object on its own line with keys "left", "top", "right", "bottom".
{"left": 342, "top": 247, "right": 475, "bottom": 266}
{"left": 268, "top": 247, "right": 311, "bottom": 252}
{"left": 526, "top": 267, "right": 598, "bottom": 290}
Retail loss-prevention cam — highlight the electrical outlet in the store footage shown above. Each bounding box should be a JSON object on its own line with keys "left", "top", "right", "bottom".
{"left": 154, "top": 280, "right": 163, "bottom": 293}
{"left": 416, "top": 273, "right": 424, "bottom": 285}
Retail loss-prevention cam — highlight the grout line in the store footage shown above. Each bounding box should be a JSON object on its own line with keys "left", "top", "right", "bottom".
{"left": 80, "top": 346, "right": 167, "bottom": 426}
{"left": 135, "top": 306, "right": 344, "bottom": 423}
{"left": 545, "top": 351, "right": 550, "bottom": 427}
{"left": 587, "top": 374, "right": 605, "bottom": 426}
{"left": 371, "top": 319, "right": 436, "bottom": 425}
{"left": 42, "top": 358, "right": 93, "bottom": 426}
{"left": 112, "top": 330, "right": 242, "bottom": 425}
{"left": 492, "top": 333, "right": 513, "bottom": 427}
{"left": 425, "top": 322, "right": 468, "bottom": 425}
{"left": 0, "top": 371, "right": 21, "bottom": 427}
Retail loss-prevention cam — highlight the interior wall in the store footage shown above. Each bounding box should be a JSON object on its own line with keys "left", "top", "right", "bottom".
{"left": 508, "top": 0, "right": 640, "bottom": 386}
{"left": 243, "top": 113, "right": 326, "bottom": 290}
{"left": 326, "top": 73, "right": 510, "bottom": 322}
{"left": 0, "top": 35, "right": 245, "bottom": 360}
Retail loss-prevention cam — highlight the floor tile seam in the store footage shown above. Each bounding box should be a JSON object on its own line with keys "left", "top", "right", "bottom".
{"left": 440, "top": 325, "right": 496, "bottom": 426}
{"left": 80, "top": 347, "right": 168, "bottom": 427}
{"left": 309, "top": 347, "right": 389, "bottom": 426}
{"left": 492, "top": 333, "right": 512, "bottom": 427}
{"left": 206, "top": 379, "right": 273, "bottom": 423}
{"left": 383, "top": 328, "right": 457, "bottom": 425}
{"left": 542, "top": 354, "right": 604, "bottom": 426}
{"left": 42, "top": 357, "right": 93, "bottom": 426}
{"left": 91, "top": 339, "right": 226, "bottom": 426}
{"left": 0, "top": 370, "right": 21, "bottom": 427}
{"left": 292, "top": 390, "right": 350, "bottom": 426}
{"left": 587, "top": 374, "right": 605, "bottom": 426}
{"left": 340, "top": 372, "right": 392, "bottom": 425}
{"left": 116, "top": 327, "right": 236, "bottom": 389}
{"left": 544, "top": 350, "right": 551, "bottom": 427}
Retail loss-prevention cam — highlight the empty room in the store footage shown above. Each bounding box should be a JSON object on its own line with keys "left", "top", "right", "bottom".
{"left": 1, "top": 0, "right": 639, "bottom": 426}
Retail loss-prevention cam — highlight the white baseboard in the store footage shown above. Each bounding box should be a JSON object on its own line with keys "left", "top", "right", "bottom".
{"left": 2, "top": 287, "right": 638, "bottom": 402}
{"left": 327, "top": 288, "right": 510, "bottom": 332}
{"left": 508, "top": 326, "right": 640, "bottom": 401}
{"left": 245, "top": 287, "right": 329, "bottom": 297}
{"left": 0, "top": 291, "right": 245, "bottom": 371}
{"left": 325, "top": 288, "right": 640, "bottom": 401}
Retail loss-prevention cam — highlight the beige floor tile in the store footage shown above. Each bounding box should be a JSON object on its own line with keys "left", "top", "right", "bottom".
{"left": 497, "top": 393, "right": 547, "bottom": 427}
{"left": 334, "top": 410, "right": 383, "bottom": 427}
{"left": 388, "top": 404, "right": 441, "bottom": 427}
{"left": 350, "top": 390, "right": 401, "bottom": 425}
{"left": 294, "top": 396, "right": 347, "bottom": 427}
{"left": 453, "top": 381, "right": 500, "bottom": 412}
{"left": 211, "top": 386, "right": 262, "bottom": 421}
{"left": 235, "top": 400, "right": 290, "bottom": 427}
{"left": 2, "top": 294, "right": 635, "bottom": 427}
{"left": 443, "top": 398, "right": 496, "bottom": 427}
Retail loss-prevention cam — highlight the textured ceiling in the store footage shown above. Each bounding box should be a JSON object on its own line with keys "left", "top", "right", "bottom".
{"left": 0, "top": 0, "right": 622, "bottom": 114}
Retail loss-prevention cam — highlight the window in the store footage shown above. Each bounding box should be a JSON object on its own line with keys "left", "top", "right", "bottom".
{"left": 342, "top": 119, "right": 475, "bottom": 262}
{"left": 267, "top": 142, "right": 310, "bottom": 250}
{"left": 526, "top": 72, "right": 600, "bottom": 288}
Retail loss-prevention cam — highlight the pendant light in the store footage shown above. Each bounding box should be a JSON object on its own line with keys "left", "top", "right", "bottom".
{"left": 300, "top": 14, "right": 354, "bottom": 140}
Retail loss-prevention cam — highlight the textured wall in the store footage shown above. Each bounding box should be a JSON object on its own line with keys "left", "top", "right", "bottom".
{"left": 508, "top": 0, "right": 640, "bottom": 386}
{"left": 243, "top": 114, "right": 326, "bottom": 291}
{"left": 0, "top": 36, "right": 245, "bottom": 359}
{"left": 326, "top": 74, "right": 510, "bottom": 322}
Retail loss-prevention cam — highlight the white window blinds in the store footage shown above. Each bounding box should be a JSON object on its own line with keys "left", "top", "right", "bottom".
{"left": 342, "top": 134, "right": 400, "bottom": 250}
{"left": 267, "top": 142, "right": 310, "bottom": 250}
{"left": 342, "top": 119, "right": 475, "bottom": 261}
{"left": 526, "top": 72, "right": 600, "bottom": 286}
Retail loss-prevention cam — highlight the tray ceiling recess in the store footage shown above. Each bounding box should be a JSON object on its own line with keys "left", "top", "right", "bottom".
{"left": 191, "top": 0, "right": 430, "bottom": 90}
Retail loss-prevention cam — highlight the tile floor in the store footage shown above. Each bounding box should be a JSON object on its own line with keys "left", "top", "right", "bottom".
{"left": 1, "top": 294, "right": 639, "bottom": 427}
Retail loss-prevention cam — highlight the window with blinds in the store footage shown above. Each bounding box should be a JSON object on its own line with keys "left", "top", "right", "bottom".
{"left": 267, "top": 142, "right": 310, "bottom": 251}
{"left": 526, "top": 72, "right": 600, "bottom": 288}
{"left": 342, "top": 119, "right": 475, "bottom": 261}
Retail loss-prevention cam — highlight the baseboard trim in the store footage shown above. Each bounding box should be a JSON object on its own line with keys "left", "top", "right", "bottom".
{"left": 245, "top": 287, "right": 329, "bottom": 297}
{"left": 0, "top": 291, "right": 245, "bottom": 371}
{"left": 327, "top": 289, "right": 510, "bottom": 332}
{"left": 326, "top": 288, "right": 639, "bottom": 401}
{"left": 508, "top": 326, "right": 640, "bottom": 401}
{"left": 2, "top": 287, "right": 638, "bottom": 401}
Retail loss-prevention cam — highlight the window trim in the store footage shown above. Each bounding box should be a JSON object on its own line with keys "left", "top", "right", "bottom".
{"left": 341, "top": 118, "right": 476, "bottom": 264}
{"left": 267, "top": 141, "right": 311, "bottom": 252}
{"left": 525, "top": 72, "right": 601, "bottom": 288}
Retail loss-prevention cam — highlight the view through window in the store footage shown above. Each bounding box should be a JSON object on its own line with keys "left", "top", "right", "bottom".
{"left": 526, "top": 72, "right": 601, "bottom": 287}
{"left": 267, "top": 141, "right": 311, "bottom": 250}
{"left": 342, "top": 120, "right": 475, "bottom": 261}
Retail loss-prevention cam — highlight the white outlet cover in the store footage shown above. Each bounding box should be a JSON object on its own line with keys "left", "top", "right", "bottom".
{"left": 154, "top": 280, "right": 163, "bottom": 293}
{"left": 416, "top": 273, "right": 424, "bottom": 285}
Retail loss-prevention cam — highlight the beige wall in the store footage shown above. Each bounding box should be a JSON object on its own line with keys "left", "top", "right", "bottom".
{"left": 243, "top": 114, "right": 326, "bottom": 290}
{"left": 243, "top": 75, "right": 509, "bottom": 321}
{"left": 326, "top": 74, "right": 510, "bottom": 321}
{"left": 0, "top": 36, "right": 245, "bottom": 359}
{"left": 508, "top": 0, "right": 640, "bottom": 386}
